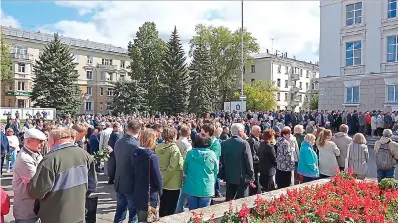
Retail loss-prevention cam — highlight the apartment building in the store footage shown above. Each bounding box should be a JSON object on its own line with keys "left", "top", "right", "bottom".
{"left": 319, "top": 0, "right": 398, "bottom": 111}
{"left": 243, "top": 51, "right": 319, "bottom": 112}
{"left": 0, "top": 26, "right": 130, "bottom": 114}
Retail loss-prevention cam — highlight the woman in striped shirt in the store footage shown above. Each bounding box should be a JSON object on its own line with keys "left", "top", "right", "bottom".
{"left": 346, "top": 133, "right": 369, "bottom": 179}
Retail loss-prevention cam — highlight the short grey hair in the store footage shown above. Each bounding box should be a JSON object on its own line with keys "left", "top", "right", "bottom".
{"left": 339, "top": 124, "right": 349, "bottom": 133}
{"left": 383, "top": 129, "right": 393, "bottom": 138}
{"left": 252, "top": 125, "right": 261, "bottom": 132}
{"left": 293, "top": 125, "right": 304, "bottom": 134}
{"left": 231, "top": 123, "right": 245, "bottom": 136}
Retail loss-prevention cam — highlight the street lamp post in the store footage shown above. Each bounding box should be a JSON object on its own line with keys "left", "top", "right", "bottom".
{"left": 240, "top": 0, "right": 246, "bottom": 111}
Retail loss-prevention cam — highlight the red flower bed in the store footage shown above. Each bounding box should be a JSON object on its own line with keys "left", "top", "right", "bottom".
{"left": 189, "top": 171, "right": 398, "bottom": 223}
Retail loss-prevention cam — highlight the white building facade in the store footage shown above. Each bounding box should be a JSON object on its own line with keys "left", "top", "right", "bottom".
{"left": 319, "top": 0, "right": 398, "bottom": 111}
{"left": 243, "top": 52, "right": 319, "bottom": 112}
{"left": 0, "top": 26, "right": 130, "bottom": 114}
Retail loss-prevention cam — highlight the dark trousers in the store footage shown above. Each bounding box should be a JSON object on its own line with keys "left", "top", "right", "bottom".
{"left": 0, "top": 155, "right": 4, "bottom": 175}
{"left": 276, "top": 169, "right": 292, "bottom": 189}
{"left": 249, "top": 166, "right": 260, "bottom": 195}
{"left": 225, "top": 183, "right": 249, "bottom": 201}
{"left": 302, "top": 176, "right": 318, "bottom": 183}
{"left": 107, "top": 153, "right": 116, "bottom": 182}
{"left": 259, "top": 175, "right": 276, "bottom": 192}
{"left": 159, "top": 189, "right": 180, "bottom": 217}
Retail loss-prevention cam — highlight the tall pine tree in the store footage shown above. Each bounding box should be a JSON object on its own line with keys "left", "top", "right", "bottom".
{"left": 110, "top": 79, "right": 148, "bottom": 115}
{"left": 188, "top": 43, "right": 212, "bottom": 116}
{"left": 128, "top": 22, "right": 165, "bottom": 114}
{"left": 30, "top": 33, "right": 80, "bottom": 115}
{"left": 159, "top": 26, "right": 189, "bottom": 115}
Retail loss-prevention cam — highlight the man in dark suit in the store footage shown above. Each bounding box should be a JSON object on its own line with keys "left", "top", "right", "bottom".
{"left": 247, "top": 125, "right": 261, "bottom": 195}
{"left": 220, "top": 123, "right": 254, "bottom": 201}
{"left": 113, "top": 120, "right": 141, "bottom": 223}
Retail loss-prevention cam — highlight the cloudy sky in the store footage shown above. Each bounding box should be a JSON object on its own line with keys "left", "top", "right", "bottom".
{"left": 1, "top": 1, "right": 320, "bottom": 62}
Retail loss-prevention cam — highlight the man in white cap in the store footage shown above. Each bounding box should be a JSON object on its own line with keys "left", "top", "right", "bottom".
{"left": 12, "top": 128, "right": 46, "bottom": 223}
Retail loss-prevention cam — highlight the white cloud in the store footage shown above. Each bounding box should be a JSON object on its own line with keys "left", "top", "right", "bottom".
{"left": 50, "top": 1, "right": 320, "bottom": 62}
{"left": 0, "top": 9, "right": 21, "bottom": 28}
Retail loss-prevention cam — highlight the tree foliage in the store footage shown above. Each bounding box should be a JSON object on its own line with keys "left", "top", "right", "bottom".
{"left": 30, "top": 33, "right": 81, "bottom": 115}
{"left": 234, "top": 80, "right": 279, "bottom": 111}
{"left": 1, "top": 28, "right": 12, "bottom": 85}
{"left": 190, "top": 24, "right": 260, "bottom": 104}
{"left": 189, "top": 43, "right": 212, "bottom": 116}
{"left": 128, "top": 22, "right": 165, "bottom": 114}
{"left": 110, "top": 79, "right": 148, "bottom": 115}
{"left": 159, "top": 26, "right": 189, "bottom": 115}
{"left": 310, "top": 93, "right": 319, "bottom": 110}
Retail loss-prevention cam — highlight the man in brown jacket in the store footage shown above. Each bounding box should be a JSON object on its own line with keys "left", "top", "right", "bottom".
{"left": 332, "top": 124, "right": 353, "bottom": 171}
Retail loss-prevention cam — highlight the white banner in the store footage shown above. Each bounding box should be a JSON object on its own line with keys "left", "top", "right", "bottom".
{"left": 224, "top": 101, "right": 247, "bottom": 112}
{"left": 0, "top": 107, "right": 56, "bottom": 120}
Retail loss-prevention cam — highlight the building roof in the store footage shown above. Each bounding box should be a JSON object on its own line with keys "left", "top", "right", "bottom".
{"left": 252, "top": 52, "right": 319, "bottom": 68}
{"left": 1, "top": 26, "right": 128, "bottom": 54}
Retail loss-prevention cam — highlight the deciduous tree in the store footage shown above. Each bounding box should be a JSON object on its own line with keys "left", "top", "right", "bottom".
{"left": 310, "top": 93, "right": 319, "bottom": 110}
{"left": 1, "top": 28, "right": 12, "bottom": 85}
{"left": 30, "top": 33, "right": 81, "bottom": 115}
{"left": 190, "top": 24, "right": 260, "bottom": 105}
{"left": 234, "top": 80, "right": 279, "bottom": 111}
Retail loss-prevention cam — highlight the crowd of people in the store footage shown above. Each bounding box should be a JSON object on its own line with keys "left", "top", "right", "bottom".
{"left": 1, "top": 109, "right": 398, "bottom": 223}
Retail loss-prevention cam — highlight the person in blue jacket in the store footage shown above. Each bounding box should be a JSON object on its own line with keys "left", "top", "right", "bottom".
{"left": 0, "top": 131, "right": 10, "bottom": 176}
{"left": 132, "top": 128, "right": 163, "bottom": 222}
{"left": 183, "top": 133, "right": 218, "bottom": 210}
{"left": 297, "top": 134, "right": 319, "bottom": 183}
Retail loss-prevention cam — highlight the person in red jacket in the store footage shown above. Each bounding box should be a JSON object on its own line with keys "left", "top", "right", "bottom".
{"left": 1, "top": 186, "right": 10, "bottom": 223}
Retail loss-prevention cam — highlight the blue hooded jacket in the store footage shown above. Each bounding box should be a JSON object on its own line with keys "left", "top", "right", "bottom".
{"left": 0, "top": 131, "right": 9, "bottom": 156}
{"left": 297, "top": 141, "right": 319, "bottom": 178}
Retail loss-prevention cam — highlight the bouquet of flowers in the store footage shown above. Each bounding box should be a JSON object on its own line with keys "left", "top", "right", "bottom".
{"left": 92, "top": 147, "right": 110, "bottom": 162}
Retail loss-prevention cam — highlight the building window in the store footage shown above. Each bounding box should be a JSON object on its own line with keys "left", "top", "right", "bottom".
{"left": 345, "top": 41, "right": 361, "bottom": 66}
{"left": 108, "top": 88, "right": 114, "bottom": 96}
{"left": 284, "top": 80, "right": 288, "bottom": 88}
{"left": 8, "top": 99, "right": 12, "bottom": 107}
{"left": 277, "top": 65, "right": 281, "bottom": 73}
{"left": 120, "top": 74, "right": 125, "bottom": 81}
{"left": 85, "top": 102, "right": 92, "bottom": 111}
{"left": 8, "top": 84, "right": 12, "bottom": 91}
{"left": 306, "top": 70, "right": 309, "bottom": 78}
{"left": 100, "top": 87, "right": 104, "bottom": 96}
{"left": 299, "top": 82, "right": 302, "bottom": 90}
{"left": 87, "top": 56, "right": 93, "bottom": 64}
{"left": 389, "top": 0, "right": 397, "bottom": 18}
{"left": 107, "top": 73, "right": 114, "bottom": 81}
{"left": 387, "top": 85, "right": 398, "bottom": 102}
{"left": 100, "top": 102, "right": 103, "bottom": 111}
{"left": 251, "top": 79, "right": 255, "bottom": 83}
{"left": 305, "top": 95, "right": 309, "bottom": 102}
{"left": 243, "top": 66, "right": 245, "bottom": 74}
{"left": 277, "top": 93, "right": 280, "bottom": 101}
{"left": 18, "top": 63, "right": 25, "bottom": 73}
{"left": 18, "top": 81, "right": 25, "bottom": 91}
{"left": 300, "top": 69, "right": 303, "bottom": 77}
{"left": 251, "top": 65, "right": 255, "bottom": 73}
{"left": 121, "top": 60, "right": 125, "bottom": 68}
{"left": 306, "top": 82, "right": 309, "bottom": 90}
{"left": 277, "top": 79, "right": 281, "bottom": 87}
{"left": 387, "top": 36, "right": 398, "bottom": 62}
{"left": 86, "top": 70, "right": 93, "bottom": 80}
{"left": 346, "top": 86, "right": 360, "bottom": 103}
{"left": 86, "top": 87, "right": 92, "bottom": 96}
{"left": 102, "top": 58, "right": 113, "bottom": 65}
{"left": 13, "top": 45, "right": 27, "bottom": 55}
{"left": 285, "top": 93, "right": 288, "bottom": 100}
{"left": 101, "top": 72, "right": 106, "bottom": 81}
{"left": 285, "top": 66, "right": 288, "bottom": 74}
{"left": 346, "top": 2, "right": 362, "bottom": 26}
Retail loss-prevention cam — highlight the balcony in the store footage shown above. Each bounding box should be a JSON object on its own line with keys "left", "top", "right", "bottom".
{"left": 290, "top": 86, "right": 300, "bottom": 93}
{"left": 288, "top": 101, "right": 299, "bottom": 107}
{"left": 340, "top": 65, "right": 364, "bottom": 75}
{"left": 97, "top": 63, "right": 117, "bottom": 71}
{"left": 381, "top": 62, "right": 398, "bottom": 73}
{"left": 290, "top": 73, "right": 300, "bottom": 81}
{"left": 9, "top": 53, "right": 33, "bottom": 63}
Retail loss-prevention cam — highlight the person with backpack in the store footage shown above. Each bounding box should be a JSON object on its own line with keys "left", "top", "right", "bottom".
{"left": 374, "top": 129, "right": 398, "bottom": 182}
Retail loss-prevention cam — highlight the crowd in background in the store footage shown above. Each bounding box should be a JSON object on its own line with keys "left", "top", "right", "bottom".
{"left": 1, "top": 108, "right": 398, "bottom": 223}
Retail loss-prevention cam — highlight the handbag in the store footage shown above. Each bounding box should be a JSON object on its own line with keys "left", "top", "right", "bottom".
{"left": 147, "top": 154, "right": 159, "bottom": 223}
